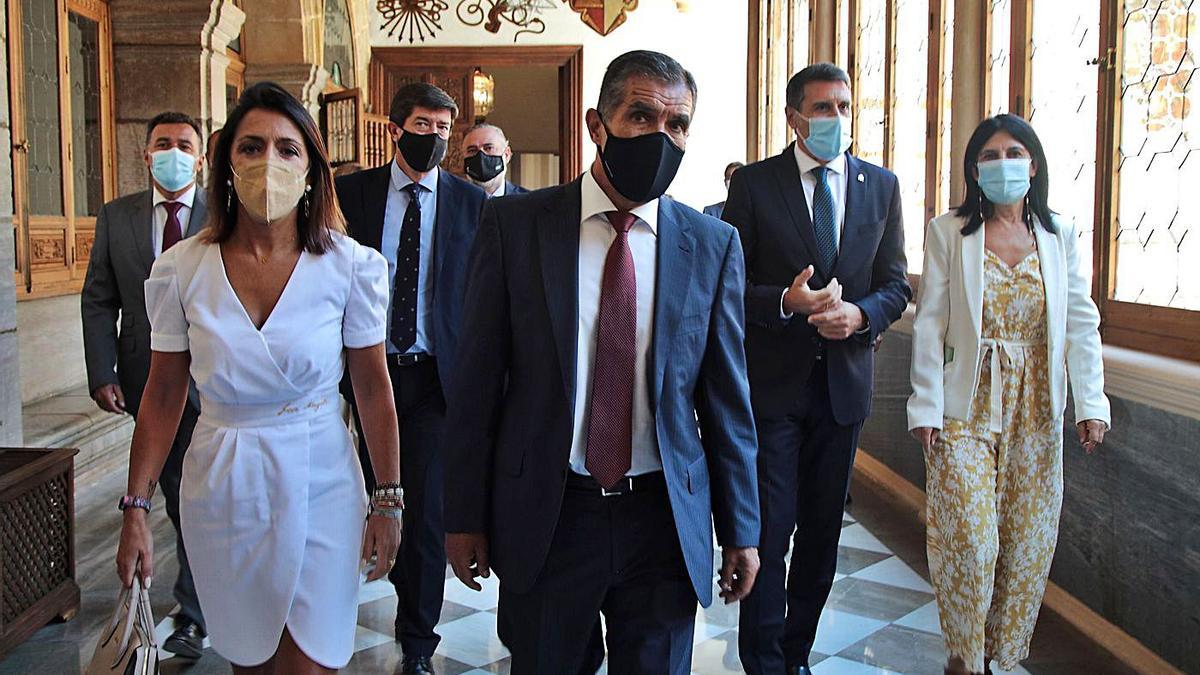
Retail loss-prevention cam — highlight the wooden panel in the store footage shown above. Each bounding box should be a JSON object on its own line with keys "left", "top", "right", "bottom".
{"left": 1102, "top": 301, "right": 1200, "bottom": 362}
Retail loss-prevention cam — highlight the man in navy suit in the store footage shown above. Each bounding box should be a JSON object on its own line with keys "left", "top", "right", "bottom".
{"left": 336, "top": 82, "right": 487, "bottom": 675}
{"left": 461, "top": 122, "right": 530, "bottom": 197}
{"left": 702, "top": 161, "right": 744, "bottom": 219}
{"left": 443, "top": 50, "right": 761, "bottom": 674}
{"left": 723, "top": 63, "right": 910, "bottom": 675}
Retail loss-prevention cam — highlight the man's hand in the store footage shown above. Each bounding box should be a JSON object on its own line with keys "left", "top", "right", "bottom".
{"left": 92, "top": 383, "right": 126, "bottom": 414}
{"left": 808, "top": 302, "right": 865, "bottom": 340}
{"left": 718, "top": 546, "right": 760, "bottom": 604}
{"left": 446, "top": 532, "right": 490, "bottom": 591}
{"left": 783, "top": 266, "right": 841, "bottom": 316}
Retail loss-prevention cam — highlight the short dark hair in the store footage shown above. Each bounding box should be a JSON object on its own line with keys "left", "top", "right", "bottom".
{"left": 598, "top": 50, "right": 697, "bottom": 118}
{"left": 955, "top": 114, "right": 1056, "bottom": 236}
{"left": 389, "top": 83, "right": 459, "bottom": 126}
{"left": 145, "top": 111, "right": 202, "bottom": 145}
{"left": 206, "top": 82, "right": 345, "bottom": 254}
{"left": 786, "top": 63, "right": 851, "bottom": 111}
{"left": 724, "top": 161, "right": 745, "bottom": 178}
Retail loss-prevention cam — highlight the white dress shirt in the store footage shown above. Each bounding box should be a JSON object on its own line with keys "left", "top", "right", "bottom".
{"left": 152, "top": 185, "right": 196, "bottom": 258}
{"left": 382, "top": 160, "right": 438, "bottom": 355}
{"left": 570, "top": 169, "right": 662, "bottom": 477}
{"left": 490, "top": 179, "right": 506, "bottom": 198}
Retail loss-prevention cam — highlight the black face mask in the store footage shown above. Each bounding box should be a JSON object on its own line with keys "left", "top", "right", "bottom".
{"left": 597, "top": 121, "right": 685, "bottom": 204}
{"left": 464, "top": 152, "right": 505, "bottom": 183}
{"left": 395, "top": 130, "right": 447, "bottom": 173}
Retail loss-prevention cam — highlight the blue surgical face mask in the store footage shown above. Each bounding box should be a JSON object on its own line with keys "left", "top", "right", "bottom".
{"left": 976, "top": 158, "right": 1031, "bottom": 205}
{"left": 800, "top": 113, "right": 853, "bottom": 162}
{"left": 150, "top": 148, "right": 198, "bottom": 192}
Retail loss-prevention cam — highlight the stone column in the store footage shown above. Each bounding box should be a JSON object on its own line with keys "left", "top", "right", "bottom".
{"left": 109, "top": 0, "right": 244, "bottom": 196}
{"left": 240, "top": 0, "right": 328, "bottom": 114}
{"left": 0, "top": 0, "right": 22, "bottom": 444}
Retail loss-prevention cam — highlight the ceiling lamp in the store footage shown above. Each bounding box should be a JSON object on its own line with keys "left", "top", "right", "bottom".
{"left": 473, "top": 67, "right": 495, "bottom": 119}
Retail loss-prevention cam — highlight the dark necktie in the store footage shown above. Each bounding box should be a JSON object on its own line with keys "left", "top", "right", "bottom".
{"left": 162, "top": 201, "right": 183, "bottom": 254}
{"left": 585, "top": 211, "right": 638, "bottom": 490}
{"left": 811, "top": 166, "right": 838, "bottom": 273}
{"left": 389, "top": 183, "right": 423, "bottom": 352}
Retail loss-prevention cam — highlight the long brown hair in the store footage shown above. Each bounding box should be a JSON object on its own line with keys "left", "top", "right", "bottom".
{"left": 206, "top": 82, "right": 345, "bottom": 253}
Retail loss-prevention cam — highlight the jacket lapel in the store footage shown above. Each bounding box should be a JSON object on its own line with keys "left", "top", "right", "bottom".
{"left": 962, "top": 226, "right": 985, "bottom": 337}
{"left": 539, "top": 180, "right": 582, "bottom": 404}
{"left": 132, "top": 192, "right": 155, "bottom": 273}
{"left": 186, "top": 188, "right": 208, "bottom": 237}
{"left": 651, "top": 199, "right": 694, "bottom": 410}
{"left": 832, "top": 154, "right": 869, "bottom": 279}
{"left": 771, "top": 145, "right": 823, "bottom": 277}
{"left": 1034, "top": 218, "right": 1062, "bottom": 349}
{"left": 361, "top": 164, "right": 391, "bottom": 252}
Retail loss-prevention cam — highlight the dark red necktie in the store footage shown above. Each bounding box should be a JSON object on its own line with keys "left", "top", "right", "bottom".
{"left": 162, "top": 201, "right": 184, "bottom": 253}
{"left": 585, "top": 211, "right": 638, "bottom": 489}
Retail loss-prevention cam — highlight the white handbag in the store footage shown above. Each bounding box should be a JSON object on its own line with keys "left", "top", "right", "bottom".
{"left": 85, "top": 576, "right": 159, "bottom": 675}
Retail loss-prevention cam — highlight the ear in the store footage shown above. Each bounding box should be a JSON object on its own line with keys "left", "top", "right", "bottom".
{"left": 585, "top": 109, "right": 605, "bottom": 147}
{"left": 387, "top": 121, "right": 403, "bottom": 142}
{"left": 503, "top": 143, "right": 513, "bottom": 162}
{"left": 784, "top": 106, "right": 805, "bottom": 138}
{"left": 1029, "top": 158, "right": 1038, "bottom": 178}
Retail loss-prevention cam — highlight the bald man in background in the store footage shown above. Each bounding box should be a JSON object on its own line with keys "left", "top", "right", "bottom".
{"left": 461, "top": 123, "right": 529, "bottom": 198}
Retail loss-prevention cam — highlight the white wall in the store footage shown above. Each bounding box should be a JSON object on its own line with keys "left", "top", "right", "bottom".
{"left": 17, "top": 296, "right": 88, "bottom": 404}
{"left": 370, "top": 0, "right": 749, "bottom": 210}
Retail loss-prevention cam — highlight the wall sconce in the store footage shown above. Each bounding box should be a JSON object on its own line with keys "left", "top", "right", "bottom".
{"left": 473, "top": 67, "right": 495, "bottom": 119}
{"left": 676, "top": 0, "right": 692, "bottom": 11}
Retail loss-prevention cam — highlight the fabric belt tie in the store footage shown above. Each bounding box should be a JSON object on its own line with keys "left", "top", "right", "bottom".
{"left": 200, "top": 389, "right": 340, "bottom": 428}
{"left": 977, "top": 338, "right": 1040, "bottom": 434}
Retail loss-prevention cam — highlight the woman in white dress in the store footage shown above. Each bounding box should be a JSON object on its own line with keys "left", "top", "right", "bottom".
{"left": 116, "top": 82, "right": 402, "bottom": 674}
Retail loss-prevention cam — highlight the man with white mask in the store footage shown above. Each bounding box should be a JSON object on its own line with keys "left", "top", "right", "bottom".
{"left": 722, "top": 63, "right": 911, "bottom": 675}
{"left": 82, "top": 111, "right": 209, "bottom": 660}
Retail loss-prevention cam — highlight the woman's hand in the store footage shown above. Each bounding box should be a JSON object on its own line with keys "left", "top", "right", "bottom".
{"left": 911, "top": 427, "right": 940, "bottom": 452}
{"left": 361, "top": 512, "right": 402, "bottom": 582}
{"left": 116, "top": 510, "right": 154, "bottom": 589}
{"left": 1078, "top": 419, "right": 1107, "bottom": 454}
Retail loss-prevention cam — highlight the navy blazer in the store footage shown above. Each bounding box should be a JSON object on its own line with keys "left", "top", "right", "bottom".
{"left": 335, "top": 164, "right": 487, "bottom": 392}
{"left": 503, "top": 179, "right": 529, "bottom": 196}
{"left": 443, "top": 178, "right": 761, "bottom": 606}
{"left": 702, "top": 201, "right": 725, "bottom": 219}
{"left": 722, "top": 146, "right": 910, "bottom": 424}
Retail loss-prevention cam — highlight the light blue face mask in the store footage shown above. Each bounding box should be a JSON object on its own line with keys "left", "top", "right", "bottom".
{"left": 800, "top": 113, "right": 853, "bottom": 162}
{"left": 150, "top": 148, "right": 198, "bottom": 192}
{"left": 976, "top": 158, "right": 1031, "bottom": 205}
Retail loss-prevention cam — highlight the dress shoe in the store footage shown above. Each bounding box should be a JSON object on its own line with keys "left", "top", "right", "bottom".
{"left": 789, "top": 666, "right": 813, "bottom": 675}
{"left": 401, "top": 655, "right": 435, "bottom": 674}
{"left": 162, "top": 619, "right": 205, "bottom": 660}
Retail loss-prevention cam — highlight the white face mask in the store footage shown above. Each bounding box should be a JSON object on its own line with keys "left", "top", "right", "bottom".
{"left": 231, "top": 158, "right": 309, "bottom": 223}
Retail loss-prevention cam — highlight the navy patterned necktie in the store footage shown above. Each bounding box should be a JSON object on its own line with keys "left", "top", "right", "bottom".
{"left": 811, "top": 166, "right": 838, "bottom": 273}
{"left": 390, "top": 183, "right": 423, "bottom": 352}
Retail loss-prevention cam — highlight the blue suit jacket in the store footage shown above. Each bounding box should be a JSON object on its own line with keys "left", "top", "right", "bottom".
{"left": 335, "top": 164, "right": 487, "bottom": 392}
{"left": 503, "top": 179, "right": 529, "bottom": 196}
{"left": 443, "top": 177, "right": 761, "bottom": 606}
{"left": 722, "top": 146, "right": 910, "bottom": 423}
{"left": 702, "top": 201, "right": 725, "bottom": 219}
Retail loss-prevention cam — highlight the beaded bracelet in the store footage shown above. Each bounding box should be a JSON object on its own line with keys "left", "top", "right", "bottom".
{"left": 117, "top": 495, "right": 152, "bottom": 513}
{"left": 371, "top": 482, "right": 405, "bottom": 511}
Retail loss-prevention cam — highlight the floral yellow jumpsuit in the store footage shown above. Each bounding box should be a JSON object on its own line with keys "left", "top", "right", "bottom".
{"left": 924, "top": 249, "right": 1062, "bottom": 673}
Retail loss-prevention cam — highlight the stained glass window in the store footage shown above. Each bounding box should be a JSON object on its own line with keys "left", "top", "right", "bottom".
{"left": 892, "top": 0, "right": 929, "bottom": 272}
{"left": 989, "top": 0, "right": 1012, "bottom": 115}
{"left": 854, "top": 0, "right": 887, "bottom": 167}
{"left": 68, "top": 11, "right": 103, "bottom": 218}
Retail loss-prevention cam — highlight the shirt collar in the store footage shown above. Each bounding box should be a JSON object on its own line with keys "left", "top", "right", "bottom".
{"left": 580, "top": 167, "right": 658, "bottom": 235}
{"left": 491, "top": 180, "right": 506, "bottom": 198}
{"left": 153, "top": 184, "right": 196, "bottom": 209}
{"left": 391, "top": 159, "right": 439, "bottom": 195}
{"left": 793, "top": 143, "right": 846, "bottom": 178}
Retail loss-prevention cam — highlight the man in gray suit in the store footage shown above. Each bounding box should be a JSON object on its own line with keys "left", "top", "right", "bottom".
{"left": 703, "top": 161, "right": 745, "bottom": 219}
{"left": 82, "top": 111, "right": 209, "bottom": 659}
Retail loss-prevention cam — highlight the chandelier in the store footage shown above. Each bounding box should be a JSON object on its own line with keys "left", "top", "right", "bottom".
{"left": 472, "top": 67, "right": 495, "bottom": 119}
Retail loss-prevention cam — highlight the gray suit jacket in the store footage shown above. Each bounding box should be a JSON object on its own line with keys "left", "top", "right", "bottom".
{"left": 81, "top": 188, "right": 207, "bottom": 416}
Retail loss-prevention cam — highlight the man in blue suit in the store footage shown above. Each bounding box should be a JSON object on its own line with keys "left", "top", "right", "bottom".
{"left": 723, "top": 63, "right": 911, "bottom": 675}
{"left": 443, "top": 50, "right": 761, "bottom": 675}
{"left": 461, "top": 122, "right": 530, "bottom": 197}
{"left": 702, "top": 161, "right": 744, "bottom": 218}
{"left": 336, "top": 82, "right": 487, "bottom": 675}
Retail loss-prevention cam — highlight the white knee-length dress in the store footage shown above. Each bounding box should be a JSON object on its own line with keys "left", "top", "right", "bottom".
{"left": 144, "top": 232, "right": 388, "bottom": 668}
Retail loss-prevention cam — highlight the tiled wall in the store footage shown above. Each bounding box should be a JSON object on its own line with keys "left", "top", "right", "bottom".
{"left": 862, "top": 332, "right": 1200, "bottom": 674}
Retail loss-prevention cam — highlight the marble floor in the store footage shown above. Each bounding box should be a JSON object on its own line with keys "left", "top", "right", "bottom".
{"left": 1, "top": 466, "right": 1139, "bottom": 674}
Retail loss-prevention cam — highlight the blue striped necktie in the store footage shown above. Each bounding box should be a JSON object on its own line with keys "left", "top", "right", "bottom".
{"left": 811, "top": 166, "right": 838, "bottom": 273}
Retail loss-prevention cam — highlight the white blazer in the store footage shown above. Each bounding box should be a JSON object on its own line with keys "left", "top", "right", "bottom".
{"left": 907, "top": 211, "right": 1111, "bottom": 431}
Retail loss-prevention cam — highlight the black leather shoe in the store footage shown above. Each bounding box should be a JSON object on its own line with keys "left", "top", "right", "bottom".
{"left": 401, "top": 655, "right": 435, "bottom": 674}
{"left": 788, "top": 666, "right": 813, "bottom": 675}
{"left": 163, "top": 619, "right": 205, "bottom": 660}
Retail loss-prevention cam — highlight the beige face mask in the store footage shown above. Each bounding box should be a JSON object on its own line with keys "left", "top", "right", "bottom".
{"left": 231, "top": 158, "right": 309, "bottom": 223}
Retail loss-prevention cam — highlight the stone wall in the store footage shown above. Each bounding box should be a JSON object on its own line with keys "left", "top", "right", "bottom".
{"left": 0, "top": 0, "right": 21, "bottom": 445}
{"left": 862, "top": 331, "right": 1200, "bottom": 674}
